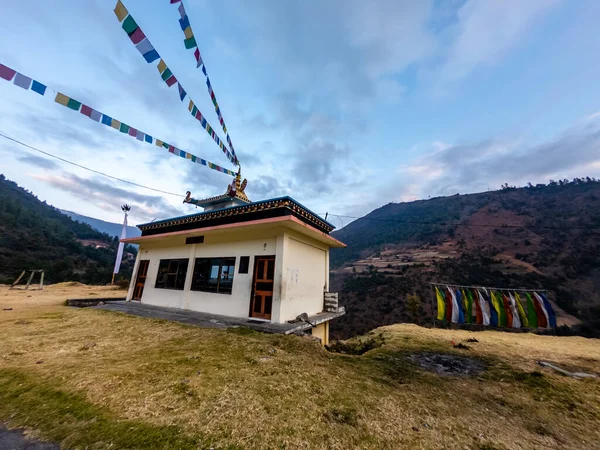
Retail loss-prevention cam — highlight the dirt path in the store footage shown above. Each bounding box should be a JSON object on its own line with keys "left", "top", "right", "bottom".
{"left": 0, "top": 424, "right": 59, "bottom": 449}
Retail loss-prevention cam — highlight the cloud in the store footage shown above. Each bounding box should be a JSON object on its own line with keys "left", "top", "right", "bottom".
{"left": 17, "top": 154, "right": 59, "bottom": 170}
{"left": 398, "top": 113, "right": 600, "bottom": 197}
{"left": 437, "top": 0, "right": 561, "bottom": 83}
{"left": 31, "top": 172, "right": 185, "bottom": 223}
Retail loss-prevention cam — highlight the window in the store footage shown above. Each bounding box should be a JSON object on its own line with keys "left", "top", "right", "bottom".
{"left": 239, "top": 256, "right": 250, "bottom": 274}
{"left": 191, "top": 258, "right": 236, "bottom": 294}
{"left": 155, "top": 259, "right": 189, "bottom": 290}
{"left": 186, "top": 236, "right": 204, "bottom": 245}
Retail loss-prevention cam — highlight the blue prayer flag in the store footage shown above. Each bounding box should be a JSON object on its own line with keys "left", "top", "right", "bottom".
{"left": 142, "top": 49, "right": 160, "bottom": 63}
{"left": 201, "top": 65, "right": 207, "bottom": 76}
{"left": 179, "top": 15, "right": 190, "bottom": 30}
{"left": 31, "top": 80, "right": 47, "bottom": 96}
{"left": 101, "top": 114, "right": 112, "bottom": 126}
{"left": 144, "top": 134, "right": 152, "bottom": 143}
{"left": 179, "top": 150, "right": 186, "bottom": 158}
{"left": 200, "top": 118, "right": 207, "bottom": 128}
{"left": 206, "top": 77, "right": 211, "bottom": 88}
{"left": 178, "top": 83, "right": 186, "bottom": 101}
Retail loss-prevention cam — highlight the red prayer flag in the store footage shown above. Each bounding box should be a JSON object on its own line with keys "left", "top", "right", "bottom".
{"left": 195, "top": 110, "right": 202, "bottom": 120}
{"left": 128, "top": 127, "right": 137, "bottom": 137}
{"left": 165, "top": 75, "right": 177, "bottom": 87}
{"left": 129, "top": 27, "right": 146, "bottom": 45}
{"left": 80, "top": 104, "right": 93, "bottom": 117}
{"left": 168, "top": 145, "right": 176, "bottom": 153}
{"left": 0, "top": 64, "right": 16, "bottom": 81}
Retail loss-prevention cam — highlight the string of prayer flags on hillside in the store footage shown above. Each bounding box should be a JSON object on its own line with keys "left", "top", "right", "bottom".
{"left": 168, "top": 0, "right": 239, "bottom": 166}
{"left": 433, "top": 284, "right": 556, "bottom": 329}
{"left": 0, "top": 63, "right": 236, "bottom": 177}
{"left": 114, "top": 1, "right": 238, "bottom": 168}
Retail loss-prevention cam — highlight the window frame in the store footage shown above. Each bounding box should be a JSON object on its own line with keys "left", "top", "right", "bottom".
{"left": 190, "top": 257, "right": 236, "bottom": 295}
{"left": 154, "top": 258, "right": 189, "bottom": 291}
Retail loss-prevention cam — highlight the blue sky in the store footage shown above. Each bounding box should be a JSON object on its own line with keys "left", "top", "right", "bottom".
{"left": 1, "top": 0, "right": 599, "bottom": 227}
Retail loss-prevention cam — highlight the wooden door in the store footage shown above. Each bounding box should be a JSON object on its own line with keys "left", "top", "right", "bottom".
{"left": 132, "top": 260, "right": 150, "bottom": 300}
{"left": 250, "top": 256, "right": 275, "bottom": 320}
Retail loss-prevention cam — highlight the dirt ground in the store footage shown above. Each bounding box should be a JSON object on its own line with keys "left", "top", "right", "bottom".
{"left": 1, "top": 283, "right": 599, "bottom": 449}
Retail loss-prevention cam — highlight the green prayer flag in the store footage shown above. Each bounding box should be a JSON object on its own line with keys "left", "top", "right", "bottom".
{"left": 525, "top": 293, "right": 538, "bottom": 328}
{"left": 191, "top": 155, "right": 196, "bottom": 162}
{"left": 161, "top": 68, "right": 172, "bottom": 81}
{"left": 191, "top": 105, "right": 198, "bottom": 116}
{"left": 66, "top": 98, "right": 81, "bottom": 111}
{"left": 163, "top": 142, "right": 169, "bottom": 149}
{"left": 122, "top": 15, "right": 138, "bottom": 36}
{"left": 119, "top": 123, "right": 130, "bottom": 133}
{"left": 184, "top": 36, "right": 197, "bottom": 49}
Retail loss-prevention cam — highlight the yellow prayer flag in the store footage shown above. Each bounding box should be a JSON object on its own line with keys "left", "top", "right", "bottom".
{"left": 155, "top": 139, "right": 163, "bottom": 147}
{"left": 184, "top": 26, "right": 194, "bottom": 40}
{"left": 188, "top": 100, "right": 194, "bottom": 112}
{"left": 114, "top": 0, "right": 128, "bottom": 22}
{"left": 157, "top": 59, "right": 167, "bottom": 74}
{"left": 111, "top": 119, "right": 121, "bottom": 130}
{"left": 54, "top": 92, "right": 70, "bottom": 106}
{"left": 186, "top": 153, "right": 193, "bottom": 160}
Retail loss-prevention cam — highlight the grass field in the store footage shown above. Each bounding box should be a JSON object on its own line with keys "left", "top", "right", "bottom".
{"left": 1, "top": 283, "right": 599, "bottom": 449}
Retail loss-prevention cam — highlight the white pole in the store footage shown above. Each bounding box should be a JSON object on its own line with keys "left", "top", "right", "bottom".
{"left": 112, "top": 211, "right": 128, "bottom": 283}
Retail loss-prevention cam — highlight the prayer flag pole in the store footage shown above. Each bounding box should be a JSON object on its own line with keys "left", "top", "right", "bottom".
{"left": 112, "top": 204, "right": 131, "bottom": 285}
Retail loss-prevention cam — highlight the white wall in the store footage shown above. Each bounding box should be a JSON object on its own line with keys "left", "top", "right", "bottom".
{"left": 278, "top": 233, "right": 328, "bottom": 322}
{"left": 135, "top": 237, "right": 276, "bottom": 318}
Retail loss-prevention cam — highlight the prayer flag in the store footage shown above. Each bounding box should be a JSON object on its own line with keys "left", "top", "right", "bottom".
{"left": 533, "top": 293, "right": 549, "bottom": 328}
{"left": 186, "top": 152, "right": 192, "bottom": 159}
{"left": 144, "top": 134, "right": 152, "bottom": 143}
{"left": 201, "top": 65, "right": 207, "bottom": 76}
{"left": 136, "top": 130, "right": 144, "bottom": 141}
{"left": 200, "top": 117, "right": 207, "bottom": 128}
{"left": 188, "top": 99, "right": 194, "bottom": 112}
{"left": 122, "top": 15, "right": 138, "bottom": 36}
{"left": 539, "top": 293, "right": 557, "bottom": 328}
{"left": 525, "top": 293, "right": 538, "bottom": 328}
{"left": 13, "top": 73, "right": 32, "bottom": 90}
{"left": 170, "top": 0, "right": 182, "bottom": 3}
{"left": 508, "top": 293, "right": 521, "bottom": 328}
{"left": 54, "top": 92, "right": 69, "bottom": 106}
{"left": 184, "top": 26, "right": 194, "bottom": 40}
{"left": 68, "top": 98, "right": 82, "bottom": 112}
{"left": 178, "top": 3, "right": 185, "bottom": 17}
{"left": 119, "top": 123, "right": 130, "bottom": 133}
{"left": 113, "top": 212, "right": 128, "bottom": 274}
{"left": 162, "top": 142, "right": 169, "bottom": 149}
{"left": 31, "top": 80, "right": 46, "bottom": 95}
{"left": 114, "top": 0, "right": 128, "bottom": 22}
{"left": 80, "top": 104, "right": 93, "bottom": 117}
{"left": 194, "top": 48, "right": 203, "bottom": 67}
{"left": 191, "top": 155, "right": 196, "bottom": 162}
{"left": 184, "top": 36, "right": 197, "bottom": 49}
{"left": 136, "top": 38, "right": 154, "bottom": 56}
{"left": 435, "top": 287, "right": 446, "bottom": 321}
{"left": 179, "top": 16, "right": 190, "bottom": 31}
{"left": 0, "top": 64, "right": 16, "bottom": 81}
{"left": 101, "top": 114, "right": 112, "bottom": 126}
{"left": 168, "top": 145, "right": 175, "bottom": 153}
{"left": 156, "top": 139, "right": 164, "bottom": 147}
{"left": 195, "top": 110, "right": 201, "bottom": 120}
{"left": 178, "top": 83, "right": 186, "bottom": 101}
{"left": 514, "top": 293, "right": 528, "bottom": 327}
{"left": 142, "top": 50, "right": 159, "bottom": 63}
{"left": 129, "top": 27, "right": 146, "bottom": 45}
{"left": 128, "top": 126, "right": 137, "bottom": 137}
{"left": 165, "top": 75, "right": 177, "bottom": 87}
{"left": 191, "top": 105, "right": 198, "bottom": 116}
{"left": 90, "top": 109, "right": 102, "bottom": 122}
{"left": 161, "top": 67, "right": 173, "bottom": 81}
{"left": 111, "top": 119, "right": 121, "bottom": 130}
{"left": 157, "top": 59, "right": 167, "bottom": 74}
{"left": 179, "top": 150, "right": 186, "bottom": 158}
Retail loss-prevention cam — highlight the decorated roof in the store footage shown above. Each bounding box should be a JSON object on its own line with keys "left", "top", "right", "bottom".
{"left": 138, "top": 196, "right": 335, "bottom": 236}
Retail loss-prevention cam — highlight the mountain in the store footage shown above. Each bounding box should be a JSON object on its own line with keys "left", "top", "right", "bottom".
{"left": 0, "top": 174, "right": 136, "bottom": 285}
{"left": 330, "top": 178, "right": 600, "bottom": 339}
{"left": 60, "top": 210, "right": 141, "bottom": 239}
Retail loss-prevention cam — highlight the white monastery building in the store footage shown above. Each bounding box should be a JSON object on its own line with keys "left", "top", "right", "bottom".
{"left": 122, "top": 173, "right": 346, "bottom": 344}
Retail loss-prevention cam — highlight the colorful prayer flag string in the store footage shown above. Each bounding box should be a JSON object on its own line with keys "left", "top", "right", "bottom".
{"left": 0, "top": 63, "right": 236, "bottom": 177}
{"left": 168, "top": 0, "right": 239, "bottom": 166}
{"left": 114, "top": 1, "right": 238, "bottom": 168}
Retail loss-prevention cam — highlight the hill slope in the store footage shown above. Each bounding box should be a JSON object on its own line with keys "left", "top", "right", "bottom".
{"left": 60, "top": 210, "right": 141, "bottom": 239}
{"left": 0, "top": 174, "right": 135, "bottom": 284}
{"left": 331, "top": 179, "right": 600, "bottom": 338}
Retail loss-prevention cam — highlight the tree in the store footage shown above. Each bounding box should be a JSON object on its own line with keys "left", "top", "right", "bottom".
{"left": 406, "top": 293, "right": 421, "bottom": 324}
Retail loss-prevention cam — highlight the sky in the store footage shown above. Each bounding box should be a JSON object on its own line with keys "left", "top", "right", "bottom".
{"left": 1, "top": 0, "right": 600, "bottom": 228}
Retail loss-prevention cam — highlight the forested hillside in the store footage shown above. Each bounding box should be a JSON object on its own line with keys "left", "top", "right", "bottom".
{"left": 331, "top": 179, "right": 600, "bottom": 339}
{"left": 0, "top": 174, "right": 135, "bottom": 284}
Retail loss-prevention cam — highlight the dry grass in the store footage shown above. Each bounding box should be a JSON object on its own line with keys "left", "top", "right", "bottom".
{"left": 1, "top": 284, "right": 599, "bottom": 449}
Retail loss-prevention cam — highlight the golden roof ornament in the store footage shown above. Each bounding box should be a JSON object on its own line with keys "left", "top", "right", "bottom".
{"left": 227, "top": 168, "right": 249, "bottom": 202}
